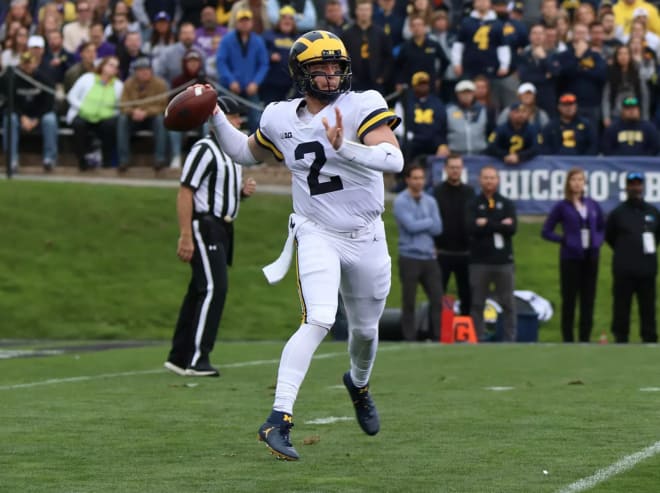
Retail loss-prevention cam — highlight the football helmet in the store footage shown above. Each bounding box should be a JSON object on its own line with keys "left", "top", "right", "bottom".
{"left": 288, "top": 30, "right": 352, "bottom": 102}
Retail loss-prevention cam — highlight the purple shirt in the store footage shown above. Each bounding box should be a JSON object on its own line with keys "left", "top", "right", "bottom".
{"left": 542, "top": 198, "right": 605, "bottom": 260}
{"left": 195, "top": 26, "right": 227, "bottom": 58}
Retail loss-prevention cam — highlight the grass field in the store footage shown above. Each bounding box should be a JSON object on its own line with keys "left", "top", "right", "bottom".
{"left": 2, "top": 341, "right": 660, "bottom": 492}
{"left": 1, "top": 178, "right": 655, "bottom": 342}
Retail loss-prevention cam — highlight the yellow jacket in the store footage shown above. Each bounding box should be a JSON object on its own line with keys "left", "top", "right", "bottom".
{"left": 613, "top": 0, "right": 660, "bottom": 35}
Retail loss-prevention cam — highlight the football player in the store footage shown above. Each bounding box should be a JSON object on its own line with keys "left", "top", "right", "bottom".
{"left": 203, "top": 30, "right": 403, "bottom": 460}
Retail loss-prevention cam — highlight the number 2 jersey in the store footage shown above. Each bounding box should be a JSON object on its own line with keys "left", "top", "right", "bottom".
{"left": 255, "top": 90, "right": 400, "bottom": 232}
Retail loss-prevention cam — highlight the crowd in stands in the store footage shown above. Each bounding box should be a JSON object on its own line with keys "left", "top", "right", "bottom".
{"left": 3, "top": 0, "right": 660, "bottom": 172}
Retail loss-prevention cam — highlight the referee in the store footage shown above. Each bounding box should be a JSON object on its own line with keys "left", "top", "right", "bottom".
{"left": 165, "top": 96, "right": 257, "bottom": 377}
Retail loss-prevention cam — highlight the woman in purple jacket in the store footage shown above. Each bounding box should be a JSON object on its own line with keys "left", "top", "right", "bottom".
{"left": 542, "top": 167, "right": 605, "bottom": 342}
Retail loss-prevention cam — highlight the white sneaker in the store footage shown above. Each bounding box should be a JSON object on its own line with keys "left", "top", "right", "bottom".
{"left": 170, "top": 156, "right": 182, "bottom": 169}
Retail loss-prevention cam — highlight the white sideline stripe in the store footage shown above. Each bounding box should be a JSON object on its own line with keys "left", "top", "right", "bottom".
{"left": 0, "top": 346, "right": 405, "bottom": 391}
{"left": 557, "top": 440, "right": 660, "bottom": 493}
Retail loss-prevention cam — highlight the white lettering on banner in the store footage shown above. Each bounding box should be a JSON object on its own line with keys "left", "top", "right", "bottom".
{"left": 519, "top": 170, "right": 531, "bottom": 200}
{"left": 588, "top": 171, "right": 609, "bottom": 201}
{"left": 646, "top": 173, "right": 660, "bottom": 202}
{"left": 499, "top": 171, "right": 518, "bottom": 198}
{"left": 531, "top": 169, "right": 549, "bottom": 200}
{"left": 550, "top": 170, "right": 564, "bottom": 200}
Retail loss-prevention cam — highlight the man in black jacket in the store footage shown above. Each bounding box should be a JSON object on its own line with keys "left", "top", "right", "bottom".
{"left": 433, "top": 153, "right": 475, "bottom": 316}
{"left": 467, "top": 165, "right": 517, "bottom": 341}
{"left": 341, "top": 0, "right": 393, "bottom": 93}
{"left": 605, "top": 172, "right": 660, "bottom": 343}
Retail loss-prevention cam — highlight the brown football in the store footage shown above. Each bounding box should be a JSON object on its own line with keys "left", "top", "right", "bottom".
{"left": 164, "top": 85, "right": 217, "bottom": 131}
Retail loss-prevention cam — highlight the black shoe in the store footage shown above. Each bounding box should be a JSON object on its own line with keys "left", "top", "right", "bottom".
{"left": 258, "top": 415, "right": 299, "bottom": 461}
{"left": 343, "top": 371, "right": 380, "bottom": 436}
{"left": 185, "top": 361, "right": 220, "bottom": 377}
{"left": 163, "top": 360, "right": 187, "bottom": 376}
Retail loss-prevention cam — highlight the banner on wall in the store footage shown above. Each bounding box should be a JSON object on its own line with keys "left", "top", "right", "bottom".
{"left": 428, "top": 155, "right": 660, "bottom": 215}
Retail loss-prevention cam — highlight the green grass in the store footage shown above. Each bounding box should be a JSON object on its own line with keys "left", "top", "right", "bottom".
{"left": 0, "top": 179, "right": 653, "bottom": 342}
{"left": 2, "top": 342, "right": 660, "bottom": 492}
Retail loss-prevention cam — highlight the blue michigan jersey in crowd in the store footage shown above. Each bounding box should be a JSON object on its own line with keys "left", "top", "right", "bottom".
{"left": 456, "top": 12, "right": 507, "bottom": 78}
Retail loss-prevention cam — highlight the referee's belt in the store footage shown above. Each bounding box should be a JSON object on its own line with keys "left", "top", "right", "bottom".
{"left": 194, "top": 212, "right": 235, "bottom": 223}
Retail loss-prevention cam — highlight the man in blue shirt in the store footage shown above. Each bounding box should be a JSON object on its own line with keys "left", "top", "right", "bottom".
{"left": 393, "top": 164, "right": 443, "bottom": 341}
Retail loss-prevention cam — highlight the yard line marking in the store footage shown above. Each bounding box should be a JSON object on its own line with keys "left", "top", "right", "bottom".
{"left": 0, "top": 346, "right": 405, "bottom": 391}
{"left": 305, "top": 416, "right": 354, "bottom": 425}
{"left": 557, "top": 440, "right": 660, "bottom": 493}
{"left": 639, "top": 387, "right": 660, "bottom": 392}
{"left": 485, "top": 386, "right": 514, "bottom": 391}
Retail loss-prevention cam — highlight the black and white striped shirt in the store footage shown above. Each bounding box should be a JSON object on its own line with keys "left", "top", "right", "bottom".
{"left": 181, "top": 134, "right": 243, "bottom": 221}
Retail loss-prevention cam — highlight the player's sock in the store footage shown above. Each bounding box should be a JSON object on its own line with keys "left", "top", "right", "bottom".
{"left": 272, "top": 323, "right": 328, "bottom": 414}
{"left": 348, "top": 327, "right": 378, "bottom": 388}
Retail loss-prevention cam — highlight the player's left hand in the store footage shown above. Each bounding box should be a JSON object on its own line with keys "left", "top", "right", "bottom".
{"left": 322, "top": 107, "right": 343, "bottom": 150}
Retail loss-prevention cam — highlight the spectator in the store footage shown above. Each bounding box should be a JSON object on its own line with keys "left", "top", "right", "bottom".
{"left": 539, "top": 0, "right": 560, "bottom": 27}
{"left": 517, "top": 23, "right": 561, "bottom": 117}
{"left": 88, "top": 22, "right": 116, "bottom": 59}
{"left": 105, "top": 1, "right": 140, "bottom": 35}
{"left": 445, "top": 79, "right": 489, "bottom": 155}
{"left": 372, "top": 0, "right": 405, "bottom": 51}
{"left": 143, "top": 11, "right": 176, "bottom": 60}
{"left": 602, "top": 44, "right": 649, "bottom": 128}
{"left": 497, "top": 82, "right": 550, "bottom": 129}
{"left": 1, "top": 51, "right": 58, "bottom": 171}
{"left": 556, "top": 23, "right": 607, "bottom": 132}
{"left": 266, "top": 0, "right": 317, "bottom": 32}
{"left": 117, "top": 57, "right": 169, "bottom": 172}
{"left": 179, "top": 0, "right": 219, "bottom": 27}
{"left": 393, "top": 164, "right": 443, "bottom": 341}
{"left": 402, "top": 0, "right": 433, "bottom": 41}
{"left": 90, "top": 0, "right": 112, "bottom": 27}
{"left": 451, "top": 0, "right": 511, "bottom": 83}
{"left": 627, "top": 15, "right": 660, "bottom": 59}
{"left": 613, "top": 0, "right": 660, "bottom": 38}
{"left": 62, "top": 0, "right": 92, "bottom": 54}
{"left": 105, "top": 13, "right": 131, "bottom": 48}
{"left": 601, "top": 96, "right": 659, "bottom": 155}
{"left": 195, "top": 6, "right": 227, "bottom": 80}
{"left": 628, "top": 35, "right": 656, "bottom": 85}
{"left": 0, "top": 24, "right": 28, "bottom": 67}
{"left": 117, "top": 31, "right": 146, "bottom": 81}
{"left": 64, "top": 41, "right": 96, "bottom": 93}
{"left": 574, "top": 2, "right": 597, "bottom": 27}
{"left": 216, "top": 9, "right": 269, "bottom": 132}
{"left": 432, "top": 153, "right": 475, "bottom": 317}
{"left": 131, "top": 0, "right": 178, "bottom": 38}
{"left": 394, "top": 71, "right": 448, "bottom": 164}
{"left": 66, "top": 55, "right": 123, "bottom": 170}
{"left": 543, "top": 23, "right": 567, "bottom": 55}
{"left": 43, "top": 29, "right": 74, "bottom": 84}
{"left": 605, "top": 171, "right": 660, "bottom": 343}
{"left": 467, "top": 165, "right": 517, "bottom": 341}
{"left": 541, "top": 167, "right": 605, "bottom": 342}
{"left": 473, "top": 75, "right": 498, "bottom": 132}
{"left": 0, "top": 0, "right": 32, "bottom": 44}
{"left": 317, "top": 0, "right": 349, "bottom": 37}
{"left": 228, "top": 0, "right": 270, "bottom": 33}
{"left": 155, "top": 22, "right": 199, "bottom": 86}
{"left": 38, "top": 0, "right": 75, "bottom": 24}
{"left": 260, "top": 6, "right": 298, "bottom": 104}
{"left": 341, "top": 0, "right": 393, "bottom": 93}
{"left": 26, "top": 34, "right": 46, "bottom": 68}
{"left": 35, "top": 7, "right": 62, "bottom": 40}
{"left": 395, "top": 15, "right": 449, "bottom": 93}
{"left": 600, "top": 11, "right": 623, "bottom": 63}
{"left": 429, "top": 9, "right": 458, "bottom": 101}
{"left": 542, "top": 93, "right": 598, "bottom": 155}
{"left": 486, "top": 102, "right": 541, "bottom": 164}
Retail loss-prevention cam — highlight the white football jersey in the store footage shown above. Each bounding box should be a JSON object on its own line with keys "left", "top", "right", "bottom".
{"left": 255, "top": 90, "right": 400, "bottom": 232}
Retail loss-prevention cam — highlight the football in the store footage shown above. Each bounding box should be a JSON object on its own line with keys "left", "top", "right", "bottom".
{"left": 164, "top": 85, "right": 217, "bottom": 131}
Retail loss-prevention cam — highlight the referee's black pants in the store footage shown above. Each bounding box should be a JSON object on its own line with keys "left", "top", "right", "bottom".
{"left": 169, "top": 215, "right": 231, "bottom": 368}
{"left": 611, "top": 275, "right": 657, "bottom": 343}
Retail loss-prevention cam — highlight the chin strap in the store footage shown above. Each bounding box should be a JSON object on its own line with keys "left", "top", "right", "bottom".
{"left": 336, "top": 140, "right": 404, "bottom": 173}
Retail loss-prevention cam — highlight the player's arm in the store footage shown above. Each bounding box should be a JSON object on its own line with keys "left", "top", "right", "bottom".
{"left": 323, "top": 107, "right": 404, "bottom": 173}
{"left": 208, "top": 106, "right": 270, "bottom": 164}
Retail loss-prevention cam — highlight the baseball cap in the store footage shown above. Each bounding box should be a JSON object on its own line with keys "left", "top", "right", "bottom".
{"left": 512, "top": 1, "right": 524, "bottom": 12}
{"left": 217, "top": 95, "right": 243, "bottom": 115}
{"left": 236, "top": 9, "right": 253, "bottom": 20}
{"left": 455, "top": 79, "right": 476, "bottom": 92}
{"left": 510, "top": 101, "right": 523, "bottom": 111}
{"left": 411, "top": 71, "right": 431, "bottom": 86}
{"left": 279, "top": 5, "right": 296, "bottom": 17}
{"left": 558, "top": 93, "right": 577, "bottom": 104}
{"left": 183, "top": 49, "right": 202, "bottom": 61}
{"left": 153, "top": 11, "right": 171, "bottom": 22}
{"left": 27, "top": 35, "right": 45, "bottom": 49}
{"left": 626, "top": 172, "right": 644, "bottom": 183}
{"left": 132, "top": 56, "right": 151, "bottom": 70}
{"left": 622, "top": 96, "right": 640, "bottom": 107}
{"left": 517, "top": 82, "right": 536, "bottom": 95}
{"left": 633, "top": 7, "right": 648, "bottom": 18}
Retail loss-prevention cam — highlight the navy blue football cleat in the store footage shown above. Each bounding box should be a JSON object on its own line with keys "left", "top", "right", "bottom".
{"left": 343, "top": 371, "right": 380, "bottom": 436}
{"left": 258, "top": 413, "right": 299, "bottom": 461}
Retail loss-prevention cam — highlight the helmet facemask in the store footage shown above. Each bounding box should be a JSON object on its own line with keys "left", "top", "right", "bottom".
{"left": 299, "top": 59, "right": 352, "bottom": 102}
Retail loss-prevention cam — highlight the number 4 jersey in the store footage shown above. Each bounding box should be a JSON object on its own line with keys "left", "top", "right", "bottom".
{"left": 255, "top": 90, "right": 400, "bottom": 232}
